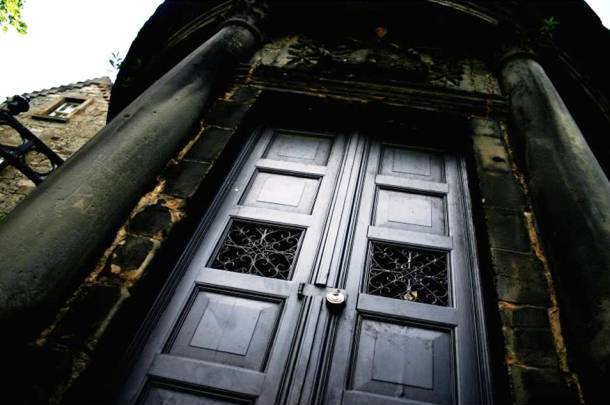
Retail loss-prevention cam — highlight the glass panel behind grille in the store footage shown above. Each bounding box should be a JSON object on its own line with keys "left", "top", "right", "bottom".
{"left": 210, "top": 220, "right": 304, "bottom": 280}
{"left": 366, "top": 242, "right": 449, "bottom": 306}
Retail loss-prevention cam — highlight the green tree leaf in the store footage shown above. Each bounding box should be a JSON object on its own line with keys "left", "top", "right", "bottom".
{"left": 0, "top": 0, "right": 27, "bottom": 34}
{"left": 108, "top": 51, "right": 124, "bottom": 71}
{"left": 539, "top": 16, "right": 560, "bottom": 37}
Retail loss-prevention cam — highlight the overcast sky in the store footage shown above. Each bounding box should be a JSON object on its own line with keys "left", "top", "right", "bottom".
{"left": 0, "top": 0, "right": 164, "bottom": 99}
{"left": 0, "top": 0, "right": 609, "bottom": 100}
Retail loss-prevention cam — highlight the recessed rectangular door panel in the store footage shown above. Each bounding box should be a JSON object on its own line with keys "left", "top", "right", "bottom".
{"left": 241, "top": 171, "right": 320, "bottom": 214}
{"left": 349, "top": 317, "right": 454, "bottom": 404}
{"left": 264, "top": 130, "right": 332, "bottom": 166}
{"left": 374, "top": 189, "right": 446, "bottom": 235}
{"left": 166, "top": 288, "right": 282, "bottom": 371}
{"left": 380, "top": 146, "right": 444, "bottom": 183}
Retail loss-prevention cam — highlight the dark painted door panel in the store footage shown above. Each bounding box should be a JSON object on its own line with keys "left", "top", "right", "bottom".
{"left": 119, "top": 129, "right": 490, "bottom": 405}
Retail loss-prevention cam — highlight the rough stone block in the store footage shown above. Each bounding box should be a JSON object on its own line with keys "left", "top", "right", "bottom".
{"left": 500, "top": 305, "right": 550, "bottom": 328}
{"left": 504, "top": 327, "right": 559, "bottom": 367}
{"left": 110, "top": 235, "right": 155, "bottom": 272}
{"left": 204, "top": 100, "right": 251, "bottom": 129}
{"left": 0, "top": 81, "right": 109, "bottom": 217}
{"left": 479, "top": 170, "right": 526, "bottom": 210}
{"left": 227, "top": 85, "right": 262, "bottom": 104}
{"left": 46, "top": 284, "right": 123, "bottom": 349}
{"left": 471, "top": 117, "right": 502, "bottom": 138}
{"left": 185, "top": 126, "right": 234, "bottom": 163}
{"left": 510, "top": 365, "right": 578, "bottom": 405}
{"left": 129, "top": 204, "right": 173, "bottom": 236}
{"left": 163, "top": 160, "right": 212, "bottom": 199}
{"left": 492, "top": 249, "right": 549, "bottom": 306}
{"left": 485, "top": 208, "right": 531, "bottom": 253}
{"left": 473, "top": 135, "right": 512, "bottom": 173}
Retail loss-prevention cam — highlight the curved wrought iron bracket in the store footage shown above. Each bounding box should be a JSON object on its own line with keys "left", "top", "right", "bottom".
{"left": 0, "top": 96, "right": 64, "bottom": 184}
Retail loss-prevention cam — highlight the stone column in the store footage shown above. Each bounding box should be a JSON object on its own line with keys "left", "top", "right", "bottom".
{"left": 0, "top": 4, "right": 266, "bottom": 338}
{"left": 500, "top": 48, "right": 610, "bottom": 398}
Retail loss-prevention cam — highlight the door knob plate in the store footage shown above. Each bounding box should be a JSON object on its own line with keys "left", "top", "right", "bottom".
{"left": 326, "top": 290, "right": 346, "bottom": 307}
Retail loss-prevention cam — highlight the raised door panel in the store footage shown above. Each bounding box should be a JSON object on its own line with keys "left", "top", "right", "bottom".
{"left": 374, "top": 190, "right": 446, "bottom": 235}
{"left": 349, "top": 317, "right": 453, "bottom": 404}
{"left": 380, "top": 146, "right": 444, "bottom": 182}
{"left": 241, "top": 171, "right": 320, "bottom": 214}
{"left": 263, "top": 131, "right": 332, "bottom": 166}
{"left": 166, "top": 288, "right": 283, "bottom": 371}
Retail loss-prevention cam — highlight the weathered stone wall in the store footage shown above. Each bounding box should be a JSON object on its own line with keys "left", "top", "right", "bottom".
{"left": 7, "top": 85, "right": 259, "bottom": 404}
{"left": 470, "top": 117, "right": 582, "bottom": 403}
{"left": 0, "top": 79, "right": 111, "bottom": 218}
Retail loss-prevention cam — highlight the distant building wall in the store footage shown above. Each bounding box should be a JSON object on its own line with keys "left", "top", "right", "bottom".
{"left": 0, "top": 78, "right": 111, "bottom": 217}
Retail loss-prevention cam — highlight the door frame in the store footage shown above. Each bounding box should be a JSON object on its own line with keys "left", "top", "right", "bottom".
{"left": 114, "top": 91, "right": 495, "bottom": 403}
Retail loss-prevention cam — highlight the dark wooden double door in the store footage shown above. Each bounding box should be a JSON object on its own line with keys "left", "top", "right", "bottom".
{"left": 121, "top": 127, "right": 490, "bottom": 404}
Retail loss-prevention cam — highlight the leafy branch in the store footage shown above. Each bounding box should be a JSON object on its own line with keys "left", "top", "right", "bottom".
{"left": 0, "top": 0, "right": 27, "bottom": 34}
{"left": 539, "top": 16, "right": 560, "bottom": 37}
{"left": 109, "top": 51, "right": 124, "bottom": 71}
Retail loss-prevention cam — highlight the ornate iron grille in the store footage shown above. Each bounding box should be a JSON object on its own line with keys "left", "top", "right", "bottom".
{"left": 366, "top": 242, "right": 449, "bottom": 306}
{"left": 210, "top": 220, "right": 304, "bottom": 280}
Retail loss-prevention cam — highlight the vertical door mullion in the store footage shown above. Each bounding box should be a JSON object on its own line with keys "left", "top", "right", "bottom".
{"left": 321, "top": 137, "right": 379, "bottom": 403}
{"left": 287, "top": 133, "right": 369, "bottom": 404}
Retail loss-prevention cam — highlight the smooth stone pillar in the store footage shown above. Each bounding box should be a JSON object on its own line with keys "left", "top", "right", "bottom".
{"left": 0, "top": 22, "right": 260, "bottom": 336}
{"left": 500, "top": 48, "right": 610, "bottom": 398}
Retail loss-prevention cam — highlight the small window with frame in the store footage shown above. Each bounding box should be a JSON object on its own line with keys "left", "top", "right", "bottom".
{"left": 33, "top": 96, "right": 90, "bottom": 122}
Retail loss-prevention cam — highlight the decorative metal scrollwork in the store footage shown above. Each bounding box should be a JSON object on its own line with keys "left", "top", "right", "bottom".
{"left": 0, "top": 95, "right": 64, "bottom": 184}
{"left": 366, "top": 242, "right": 449, "bottom": 306}
{"left": 211, "top": 220, "right": 303, "bottom": 280}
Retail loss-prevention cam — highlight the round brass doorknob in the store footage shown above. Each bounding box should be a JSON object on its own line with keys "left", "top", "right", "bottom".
{"left": 326, "top": 290, "right": 346, "bottom": 309}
